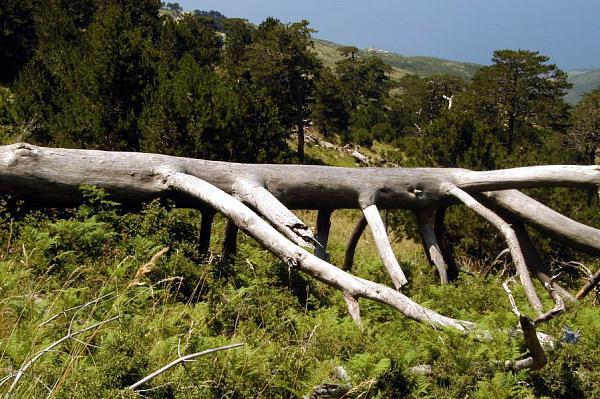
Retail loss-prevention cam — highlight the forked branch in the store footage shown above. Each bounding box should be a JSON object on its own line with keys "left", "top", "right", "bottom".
{"left": 159, "top": 169, "right": 473, "bottom": 331}
{"left": 448, "top": 186, "right": 544, "bottom": 314}
{"left": 417, "top": 208, "right": 449, "bottom": 284}
{"left": 502, "top": 276, "right": 564, "bottom": 372}
{"left": 234, "top": 179, "right": 316, "bottom": 248}
{"left": 6, "top": 314, "right": 120, "bottom": 393}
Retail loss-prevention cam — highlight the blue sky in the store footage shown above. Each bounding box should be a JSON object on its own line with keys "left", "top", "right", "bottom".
{"left": 177, "top": 0, "right": 600, "bottom": 70}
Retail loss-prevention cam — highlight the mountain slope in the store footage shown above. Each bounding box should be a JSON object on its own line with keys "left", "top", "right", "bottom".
{"left": 566, "top": 69, "right": 600, "bottom": 104}
{"left": 313, "top": 38, "right": 481, "bottom": 80}
{"left": 313, "top": 38, "right": 600, "bottom": 104}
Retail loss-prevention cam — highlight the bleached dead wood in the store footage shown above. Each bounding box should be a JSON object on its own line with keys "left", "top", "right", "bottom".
{"left": 448, "top": 186, "right": 544, "bottom": 315}
{"left": 502, "top": 276, "right": 565, "bottom": 372}
{"left": 363, "top": 204, "right": 408, "bottom": 288}
{"left": 576, "top": 267, "right": 600, "bottom": 300}
{"left": 4, "top": 292, "right": 120, "bottom": 393}
{"left": 158, "top": 168, "right": 473, "bottom": 331}
{"left": 128, "top": 341, "right": 243, "bottom": 390}
{"left": 0, "top": 143, "right": 599, "bottom": 356}
{"left": 234, "top": 178, "right": 316, "bottom": 248}
{"left": 417, "top": 208, "right": 449, "bottom": 284}
{"left": 343, "top": 144, "right": 370, "bottom": 165}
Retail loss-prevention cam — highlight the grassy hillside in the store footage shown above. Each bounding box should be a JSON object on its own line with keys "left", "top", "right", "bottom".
{"left": 313, "top": 38, "right": 481, "bottom": 80}
{"left": 566, "top": 69, "right": 600, "bottom": 104}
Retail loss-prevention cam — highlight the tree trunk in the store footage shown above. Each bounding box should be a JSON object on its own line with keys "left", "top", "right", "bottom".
{"left": 507, "top": 113, "right": 515, "bottom": 155}
{"left": 1, "top": 143, "right": 599, "bottom": 338}
{"left": 199, "top": 209, "right": 215, "bottom": 257}
{"left": 294, "top": 80, "right": 305, "bottom": 164}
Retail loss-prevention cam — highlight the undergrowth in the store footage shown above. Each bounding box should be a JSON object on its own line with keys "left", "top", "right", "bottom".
{"left": 0, "top": 189, "right": 597, "bottom": 398}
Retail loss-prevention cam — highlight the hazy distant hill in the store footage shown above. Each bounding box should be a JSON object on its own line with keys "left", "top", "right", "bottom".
{"left": 566, "top": 69, "right": 600, "bottom": 104}
{"left": 313, "top": 38, "right": 481, "bottom": 80}
{"left": 313, "top": 38, "right": 599, "bottom": 104}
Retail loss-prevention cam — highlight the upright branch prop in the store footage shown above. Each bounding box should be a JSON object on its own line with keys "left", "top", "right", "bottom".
{"left": 0, "top": 143, "right": 599, "bottom": 371}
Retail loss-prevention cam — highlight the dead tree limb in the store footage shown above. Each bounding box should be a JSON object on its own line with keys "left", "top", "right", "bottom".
{"left": 1, "top": 143, "right": 599, "bottom": 339}
{"left": 417, "top": 208, "right": 449, "bottom": 284}
{"left": 448, "top": 186, "right": 544, "bottom": 315}
{"left": 502, "top": 276, "right": 564, "bottom": 372}
{"left": 128, "top": 341, "right": 243, "bottom": 391}
{"left": 576, "top": 267, "right": 600, "bottom": 300}
{"left": 508, "top": 220, "right": 576, "bottom": 303}
{"left": 158, "top": 168, "right": 473, "bottom": 331}
{"left": 434, "top": 206, "right": 460, "bottom": 280}
{"left": 484, "top": 190, "right": 600, "bottom": 256}
{"left": 233, "top": 178, "right": 316, "bottom": 248}
{"left": 363, "top": 204, "right": 408, "bottom": 289}
{"left": 6, "top": 314, "right": 120, "bottom": 393}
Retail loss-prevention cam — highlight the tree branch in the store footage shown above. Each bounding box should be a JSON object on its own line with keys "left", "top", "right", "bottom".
{"left": 502, "top": 281, "right": 546, "bottom": 371}
{"left": 362, "top": 204, "right": 408, "bottom": 289}
{"left": 417, "top": 208, "right": 449, "bottom": 284}
{"left": 576, "top": 267, "right": 600, "bottom": 300}
{"left": 7, "top": 315, "right": 120, "bottom": 393}
{"left": 234, "top": 179, "right": 316, "bottom": 248}
{"left": 448, "top": 186, "right": 543, "bottom": 314}
{"left": 128, "top": 342, "right": 244, "bottom": 390}
{"left": 159, "top": 169, "right": 474, "bottom": 331}
{"left": 456, "top": 165, "right": 600, "bottom": 191}
{"left": 484, "top": 189, "right": 600, "bottom": 256}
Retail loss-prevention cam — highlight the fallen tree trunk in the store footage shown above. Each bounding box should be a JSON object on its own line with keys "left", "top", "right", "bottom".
{"left": 0, "top": 143, "right": 599, "bottom": 340}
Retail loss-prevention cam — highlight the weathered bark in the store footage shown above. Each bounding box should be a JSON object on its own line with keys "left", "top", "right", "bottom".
{"left": 508, "top": 220, "right": 576, "bottom": 303}
{"left": 502, "top": 278, "right": 564, "bottom": 372}
{"left": 484, "top": 190, "right": 600, "bottom": 255}
{"left": 1, "top": 143, "right": 599, "bottom": 343}
{"left": 233, "top": 178, "right": 316, "bottom": 248}
{"left": 158, "top": 168, "right": 473, "bottom": 331}
{"left": 417, "top": 208, "right": 449, "bottom": 284}
{"left": 576, "top": 267, "right": 600, "bottom": 300}
{"left": 363, "top": 204, "right": 408, "bottom": 289}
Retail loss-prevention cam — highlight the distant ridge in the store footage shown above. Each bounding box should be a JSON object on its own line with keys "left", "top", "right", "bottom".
{"left": 313, "top": 38, "right": 481, "bottom": 80}
{"left": 312, "top": 38, "right": 599, "bottom": 104}
{"left": 566, "top": 69, "right": 600, "bottom": 104}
